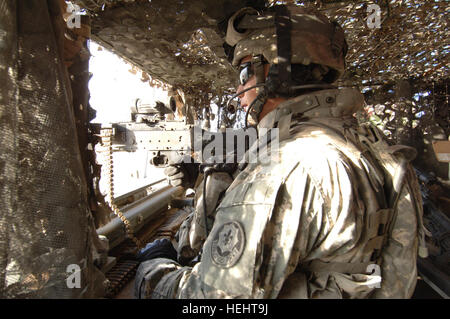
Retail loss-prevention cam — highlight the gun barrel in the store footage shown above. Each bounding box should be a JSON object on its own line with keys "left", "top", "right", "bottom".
{"left": 97, "top": 185, "right": 183, "bottom": 250}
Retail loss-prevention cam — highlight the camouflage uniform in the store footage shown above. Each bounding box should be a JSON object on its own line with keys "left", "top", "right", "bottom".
{"left": 135, "top": 88, "right": 428, "bottom": 299}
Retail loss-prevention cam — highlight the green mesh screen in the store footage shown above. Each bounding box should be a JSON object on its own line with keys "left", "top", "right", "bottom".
{"left": 0, "top": 0, "right": 105, "bottom": 298}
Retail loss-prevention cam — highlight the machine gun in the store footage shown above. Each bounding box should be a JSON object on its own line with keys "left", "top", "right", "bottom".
{"left": 104, "top": 99, "right": 256, "bottom": 167}
{"left": 104, "top": 98, "right": 197, "bottom": 166}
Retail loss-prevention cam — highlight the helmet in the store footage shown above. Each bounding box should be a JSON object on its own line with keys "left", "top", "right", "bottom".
{"left": 225, "top": 4, "right": 348, "bottom": 83}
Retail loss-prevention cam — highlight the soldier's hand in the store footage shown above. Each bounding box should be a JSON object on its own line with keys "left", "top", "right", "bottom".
{"left": 164, "top": 155, "right": 199, "bottom": 189}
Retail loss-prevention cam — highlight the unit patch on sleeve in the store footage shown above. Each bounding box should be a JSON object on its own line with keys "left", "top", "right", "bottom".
{"left": 210, "top": 221, "right": 245, "bottom": 268}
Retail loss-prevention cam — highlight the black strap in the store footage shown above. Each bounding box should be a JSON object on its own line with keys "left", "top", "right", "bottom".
{"left": 274, "top": 5, "right": 292, "bottom": 95}
{"left": 245, "top": 90, "right": 268, "bottom": 128}
{"left": 252, "top": 54, "right": 266, "bottom": 86}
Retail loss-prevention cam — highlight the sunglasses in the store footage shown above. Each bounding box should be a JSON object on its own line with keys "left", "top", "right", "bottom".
{"left": 238, "top": 62, "right": 254, "bottom": 86}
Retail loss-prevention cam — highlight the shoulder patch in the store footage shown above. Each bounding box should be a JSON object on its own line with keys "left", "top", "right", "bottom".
{"left": 211, "top": 221, "right": 245, "bottom": 268}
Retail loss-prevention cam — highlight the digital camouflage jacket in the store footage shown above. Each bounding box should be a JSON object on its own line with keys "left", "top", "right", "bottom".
{"left": 135, "top": 88, "right": 427, "bottom": 299}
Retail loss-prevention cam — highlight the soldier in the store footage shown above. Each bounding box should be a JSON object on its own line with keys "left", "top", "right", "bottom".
{"left": 135, "top": 4, "right": 428, "bottom": 299}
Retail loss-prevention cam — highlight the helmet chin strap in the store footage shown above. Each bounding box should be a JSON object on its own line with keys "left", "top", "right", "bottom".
{"left": 244, "top": 88, "right": 268, "bottom": 129}
{"left": 246, "top": 54, "right": 269, "bottom": 128}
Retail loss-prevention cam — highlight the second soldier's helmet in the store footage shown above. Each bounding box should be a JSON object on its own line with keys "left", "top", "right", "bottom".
{"left": 225, "top": 4, "right": 348, "bottom": 84}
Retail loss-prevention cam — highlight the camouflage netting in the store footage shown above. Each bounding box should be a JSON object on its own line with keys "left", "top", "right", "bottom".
{"left": 73, "top": 0, "right": 269, "bottom": 106}
{"left": 320, "top": 0, "right": 448, "bottom": 85}
{"left": 72, "top": 0, "right": 448, "bottom": 89}
{"left": 0, "top": 0, "right": 106, "bottom": 298}
{"left": 359, "top": 79, "right": 449, "bottom": 178}
{"left": 72, "top": 0, "right": 448, "bottom": 173}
